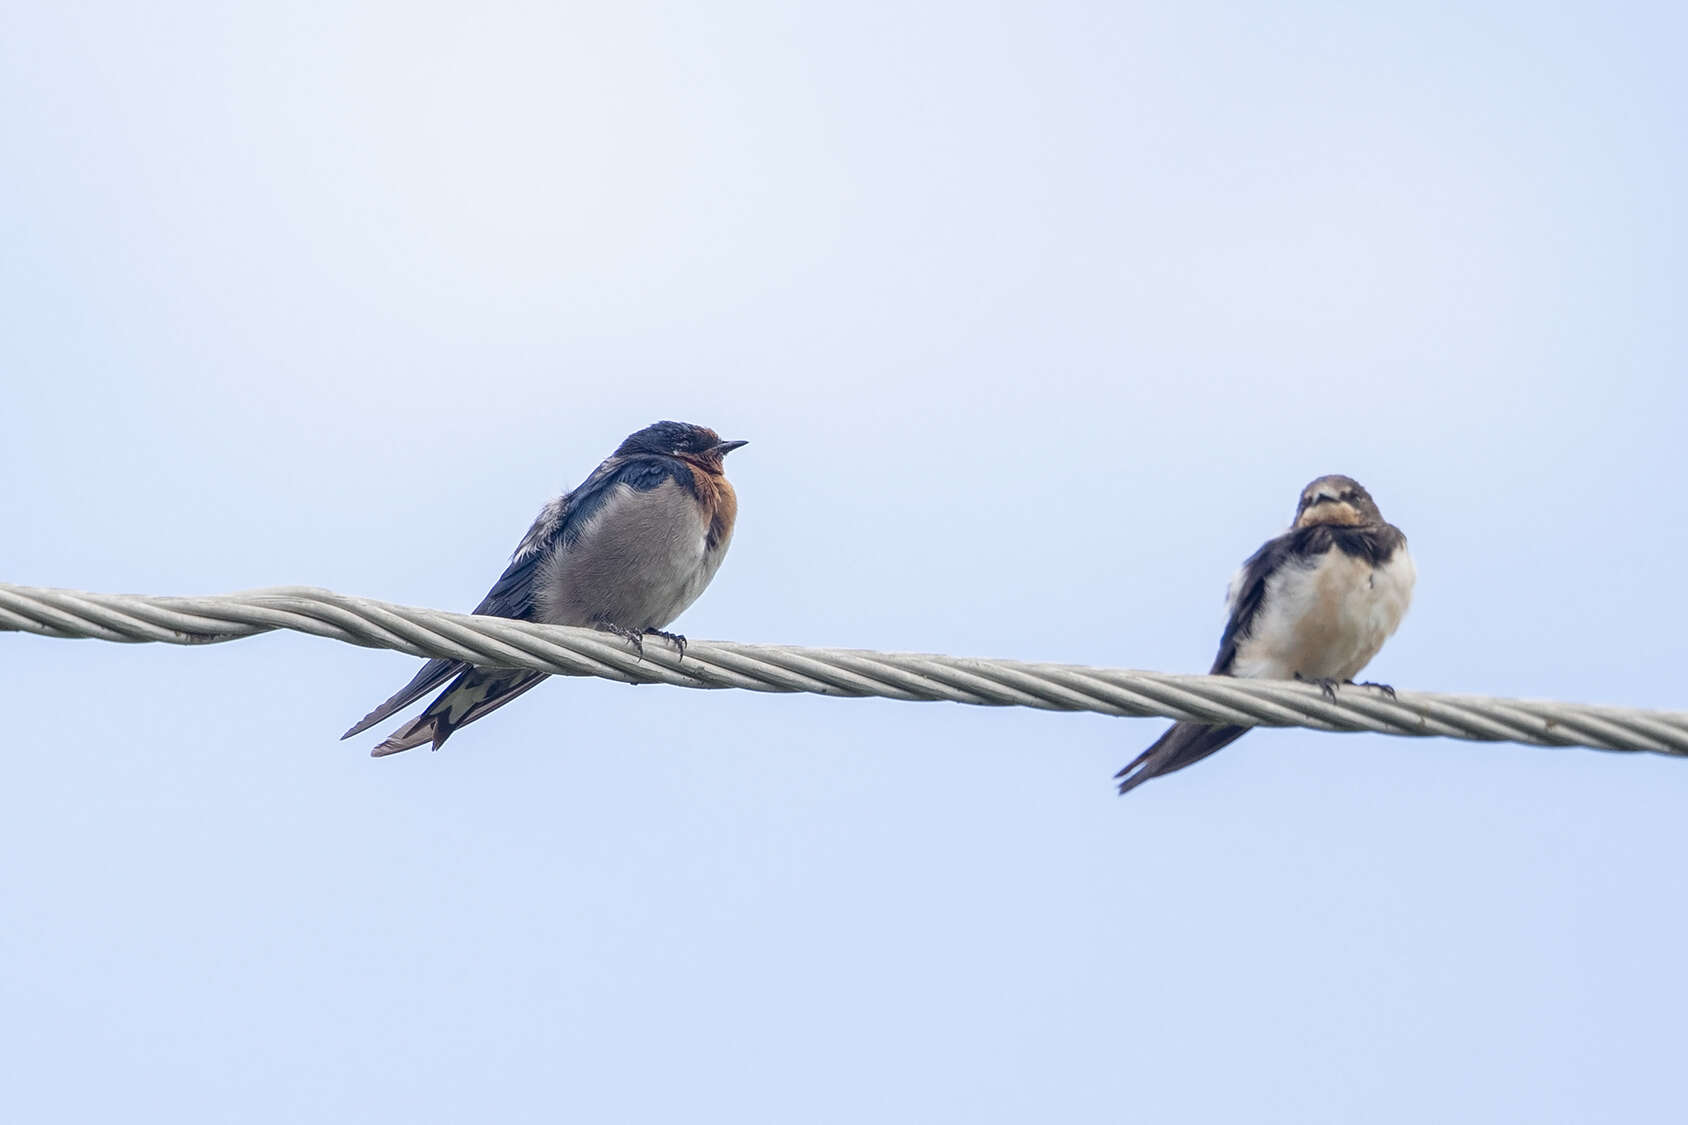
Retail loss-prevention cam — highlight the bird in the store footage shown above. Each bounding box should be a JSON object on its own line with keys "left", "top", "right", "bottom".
{"left": 1115, "top": 474, "right": 1415, "bottom": 795}
{"left": 342, "top": 420, "right": 747, "bottom": 756}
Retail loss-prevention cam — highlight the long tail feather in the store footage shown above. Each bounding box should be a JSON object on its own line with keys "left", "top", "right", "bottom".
{"left": 369, "top": 669, "right": 549, "bottom": 757}
{"left": 341, "top": 656, "right": 464, "bottom": 740}
{"left": 1114, "top": 723, "right": 1250, "bottom": 795}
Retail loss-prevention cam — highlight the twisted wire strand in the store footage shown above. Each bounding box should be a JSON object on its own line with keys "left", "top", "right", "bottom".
{"left": 2, "top": 582, "right": 1684, "bottom": 757}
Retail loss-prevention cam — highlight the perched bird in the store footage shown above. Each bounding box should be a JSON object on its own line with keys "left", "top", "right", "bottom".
{"left": 1115, "top": 474, "right": 1415, "bottom": 795}
{"left": 343, "top": 420, "right": 747, "bottom": 756}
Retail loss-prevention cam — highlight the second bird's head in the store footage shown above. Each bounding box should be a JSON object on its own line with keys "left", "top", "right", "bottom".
{"left": 616, "top": 420, "right": 748, "bottom": 471}
{"left": 1293, "top": 474, "right": 1384, "bottom": 528}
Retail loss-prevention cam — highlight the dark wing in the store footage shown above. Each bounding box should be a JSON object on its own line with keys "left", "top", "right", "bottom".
{"left": 1114, "top": 527, "right": 1320, "bottom": 795}
{"left": 1208, "top": 527, "right": 1323, "bottom": 675}
{"left": 338, "top": 492, "right": 574, "bottom": 741}
{"left": 341, "top": 455, "right": 690, "bottom": 745}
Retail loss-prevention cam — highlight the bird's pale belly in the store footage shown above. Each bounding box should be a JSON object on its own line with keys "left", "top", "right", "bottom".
{"left": 541, "top": 537, "right": 719, "bottom": 629}
{"left": 1233, "top": 549, "right": 1414, "bottom": 681}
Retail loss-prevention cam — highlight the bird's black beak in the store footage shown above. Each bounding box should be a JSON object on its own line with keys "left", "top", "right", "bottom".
{"left": 712, "top": 439, "right": 749, "bottom": 455}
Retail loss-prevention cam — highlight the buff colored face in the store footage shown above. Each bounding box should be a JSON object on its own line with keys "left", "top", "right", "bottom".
{"left": 1294, "top": 476, "right": 1383, "bottom": 528}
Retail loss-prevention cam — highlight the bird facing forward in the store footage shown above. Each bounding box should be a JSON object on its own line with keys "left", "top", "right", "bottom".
{"left": 343, "top": 420, "right": 747, "bottom": 756}
{"left": 1115, "top": 475, "right": 1415, "bottom": 795}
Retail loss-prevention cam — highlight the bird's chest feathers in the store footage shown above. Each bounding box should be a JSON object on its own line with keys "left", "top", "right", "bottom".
{"left": 688, "top": 469, "right": 738, "bottom": 554}
{"left": 1243, "top": 547, "right": 1414, "bottom": 680}
{"left": 536, "top": 474, "right": 731, "bottom": 628}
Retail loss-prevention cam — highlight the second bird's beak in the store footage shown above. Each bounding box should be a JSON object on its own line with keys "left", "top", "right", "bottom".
{"left": 713, "top": 439, "right": 749, "bottom": 455}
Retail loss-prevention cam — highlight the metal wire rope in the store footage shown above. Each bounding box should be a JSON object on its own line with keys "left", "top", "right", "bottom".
{"left": 3, "top": 582, "right": 1683, "bottom": 758}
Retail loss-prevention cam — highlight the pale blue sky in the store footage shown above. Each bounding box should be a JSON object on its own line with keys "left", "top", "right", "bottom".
{"left": 4, "top": 2, "right": 1686, "bottom": 1121}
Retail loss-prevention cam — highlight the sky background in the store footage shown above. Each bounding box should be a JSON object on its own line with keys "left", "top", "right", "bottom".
{"left": 4, "top": 1, "right": 1686, "bottom": 1120}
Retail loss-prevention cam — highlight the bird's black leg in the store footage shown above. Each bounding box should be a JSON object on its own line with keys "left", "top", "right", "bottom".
{"left": 1295, "top": 672, "right": 1341, "bottom": 700}
{"left": 1351, "top": 679, "right": 1398, "bottom": 699}
{"left": 643, "top": 629, "right": 687, "bottom": 660}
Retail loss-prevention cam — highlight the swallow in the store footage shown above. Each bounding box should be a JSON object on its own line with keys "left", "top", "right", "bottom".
{"left": 1115, "top": 474, "right": 1415, "bottom": 795}
{"left": 342, "top": 420, "right": 747, "bottom": 756}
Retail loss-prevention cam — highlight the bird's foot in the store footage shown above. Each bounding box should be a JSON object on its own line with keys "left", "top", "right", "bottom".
{"left": 643, "top": 629, "right": 687, "bottom": 660}
{"left": 1352, "top": 679, "right": 1397, "bottom": 699}
{"left": 1295, "top": 672, "right": 1342, "bottom": 700}
{"left": 595, "top": 621, "right": 645, "bottom": 657}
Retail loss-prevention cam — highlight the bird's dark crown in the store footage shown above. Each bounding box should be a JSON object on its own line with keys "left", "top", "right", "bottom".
{"left": 615, "top": 421, "right": 727, "bottom": 458}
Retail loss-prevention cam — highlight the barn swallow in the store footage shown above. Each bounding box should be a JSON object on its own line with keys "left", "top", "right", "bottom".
{"left": 1115, "top": 474, "right": 1415, "bottom": 794}
{"left": 342, "top": 420, "right": 747, "bottom": 756}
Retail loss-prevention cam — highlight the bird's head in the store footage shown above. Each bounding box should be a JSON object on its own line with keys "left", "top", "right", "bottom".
{"left": 1293, "top": 474, "right": 1383, "bottom": 528}
{"left": 616, "top": 421, "right": 748, "bottom": 470}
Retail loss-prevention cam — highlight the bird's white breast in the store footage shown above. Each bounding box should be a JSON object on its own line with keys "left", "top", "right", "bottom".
{"left": 1230, "top": 545, "right": 1415, "bottom": 682}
